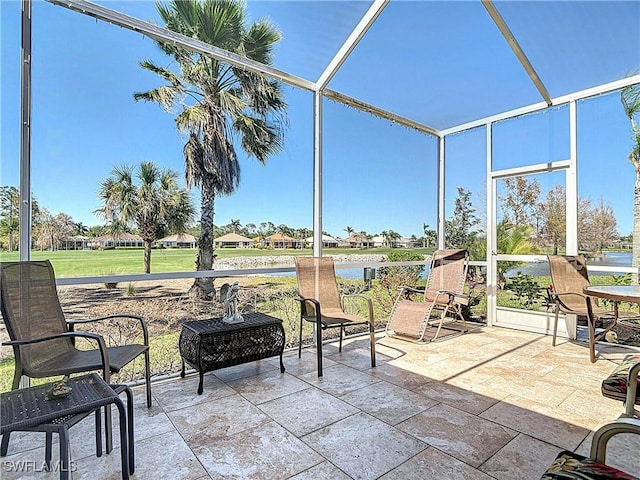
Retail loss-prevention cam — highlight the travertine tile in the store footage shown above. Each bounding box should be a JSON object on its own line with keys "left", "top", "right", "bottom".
{"left": 226, "top": 370, "right": 309, "bottom": 404}
{"left": 397, "top": 403, "right": 516, "bottom": 467}
{"left": 325, "top": 346, "right": 380, "bottom": 371}
{"left": 480, "top": 397, "right": 591, "bottom": 450}
{"left": 412, "top": 381, "right": 499, "bottom": 415}
{"left": 300, "top": 364, "right": 379, "bottom": 396}
{"left": 302, "top": 412, "right": 426, "bottom": 480}
{"left": 380, "top": 446, "right": 495, "bottom": 480}
{"left": 211, "top": 359, "right": 279, "bottom": 383}
{"left": 167, "top": 394, "right": 269, "bottom": 441}
{"left": 340, "top": 381, "right": 438, "bottom": 425}
{"left": 369, "top": 362, "right": 434, "bottom": 390}
{"left": 190, "top": 421, "right": 323, "bottom": 479}
{"left": 76, "top": 430, "right": 207, "bottom": 480}
{"left": 277, "top": 349, "right": 338, "bottom": 377}
{"left": 480, "top": 433, "right": 563, "bottom": 480}
{"left": 152, "top": 374, "right": 236, "bottom": 412}
{"left": 257, "top": 387, "right": 358, "bottom": 436}
{"left": 288, "top": 461, "right": 352, "bottom": 479}
{"left": 4, "top": 326, "right": 635, "bottom": 480}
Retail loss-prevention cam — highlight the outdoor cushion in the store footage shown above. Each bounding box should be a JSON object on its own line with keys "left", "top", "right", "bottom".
{"left": 541, "top": 450, "right": 638, "bottom": 480}
{"left": 602, "top": 354, "right": 640, "bottom": 405}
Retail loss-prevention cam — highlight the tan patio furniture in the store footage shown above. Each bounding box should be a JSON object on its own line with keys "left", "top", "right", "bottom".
{"left": 385, "top": 249, "right": 469, "bottom": 342}
{"left": 601, "top": 354, "right": 640, "bottom": 418}
{"left": 547, "top": 255, "right": 638, "bottom": 363}
{"left": 294, "top": 256, "right": 376, "bottom": 377}
{"left": 540, "top": 416, "right": 640, "bottom": 479}
{"left": 0, "top": 260, "right": 151, "bottom": 455}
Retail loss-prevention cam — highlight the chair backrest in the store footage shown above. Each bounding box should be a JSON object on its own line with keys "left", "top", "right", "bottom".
{"left": 424, "top": 249, "right": 468, "bottom": 303}
{"left": 547, "top": 255, "right": 593, "bottom": 311}
{"left": 0, "top": 260, "right": 73, "bottom": 371}
{"left": 294, "top": 257, "right": 343, "bottom": 312}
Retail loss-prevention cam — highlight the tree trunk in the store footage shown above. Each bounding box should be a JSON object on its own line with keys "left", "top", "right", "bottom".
{"left": 633, "top": 168, "right": 640, "bottom": 284}
{"left": 190, "top": 177, "right": 216, "bottom": 299}
{"left": 143, "top": 240, "right": 152, "bottom": 274}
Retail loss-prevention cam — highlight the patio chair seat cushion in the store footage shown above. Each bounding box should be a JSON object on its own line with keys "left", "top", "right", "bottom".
{"left": 601, "top": 354, "right": 640, "bottom": 405}
{"left": 541, "top": 450, "right": 638, "bottom": 479}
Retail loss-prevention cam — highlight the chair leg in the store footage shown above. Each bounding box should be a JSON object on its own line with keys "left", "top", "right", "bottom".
{"left": 0, "top": 372, "right": 22, "bottom": 457}
{"left": 105, "top": 404, "right": 113, "bottom": 453}
{"left": 0, "top": 434, "right": 9, "bottom": 457}
{"left": 369, "top": 321, "right": 376, "bottom": 368}
{"left": 339, "top": 326, "right": 344, "bottom": 353}
{"left": 316, "top": 322, "right": 323, "bottom": 377}
{"left": 298, "top": 317, "right": 303, "bottom": 358}
{"left": 144, "top": 350, "right": 152, "bottom": 408}
{"left": 95, "top": 409, "right": 102, "bottom": 457}
{"left": 431, "top": 307, "right": 448, "bottom": 342}
{"left": 552, "top": 308, "right": 560, "bottom": 346}
{"left": 588, "top": 317, "right": 597, "bottom": 363}
{"left": 45, "top": 431, "right": 53, "bottom": 469}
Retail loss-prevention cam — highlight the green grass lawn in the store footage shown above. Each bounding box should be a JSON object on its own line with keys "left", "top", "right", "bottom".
{"left": 0, "top": 247, "right": 433, "bottom": 278}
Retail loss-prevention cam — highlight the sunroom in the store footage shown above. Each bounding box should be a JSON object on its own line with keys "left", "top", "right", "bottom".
{"left": 1, "top": 1, "right": 639, "bottom": 479}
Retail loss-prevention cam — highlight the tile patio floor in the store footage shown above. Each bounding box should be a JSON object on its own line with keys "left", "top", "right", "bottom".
{"left": 2, "top": 326, "right": 639, "bottom": 479}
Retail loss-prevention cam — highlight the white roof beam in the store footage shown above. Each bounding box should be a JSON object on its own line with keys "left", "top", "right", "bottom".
{"left": 45, "top": 0, "right": 316, "bottom": 91}
{"left": 315, "top": 0, "right": 389, "bottom": 91}
{"left": 323, "top": 89, "right": 441, "bottom": 137}
{"left": 482, "top": 0, "right": 552, "bottom": 106}
{"left": 442, "top": 74, "right": 640, "bottom": 136}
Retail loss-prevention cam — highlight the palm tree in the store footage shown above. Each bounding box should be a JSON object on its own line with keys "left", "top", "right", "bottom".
{"left": 229, "top": 218, "right": 241, "bottom": 233}
{"left": 621, "top": 83, "right": 640, "bottom": 273}
{"left": 96, "top": 162, "right": 195, "bottom": 274}
{"left": 345, "top": 226, "right": 354, "bottom": 239}
{"left": 134, "top": 0, "right": 286, "bottom": 298}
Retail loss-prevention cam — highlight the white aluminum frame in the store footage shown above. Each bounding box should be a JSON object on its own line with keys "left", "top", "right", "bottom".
{"left": 12, "top": 0, "right": 639, "bottom": 334}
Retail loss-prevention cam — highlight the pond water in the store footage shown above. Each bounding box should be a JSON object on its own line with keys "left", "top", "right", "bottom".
{"left": 269, "top": 251, "right": 633, "bottom": 281}
{"left": 505, "top": 251, "right": 632, "bottom": 278}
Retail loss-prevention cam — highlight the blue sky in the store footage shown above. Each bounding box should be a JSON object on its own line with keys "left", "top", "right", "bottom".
{"left": 1, "top": 1, "right": 638, "bottom": 239}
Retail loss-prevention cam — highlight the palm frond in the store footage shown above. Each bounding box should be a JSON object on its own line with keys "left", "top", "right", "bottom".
{"left": 243, "top": 19, "right": 281, "bottom": 64}
{"left": 621, "top": 83, "right": 640, "bottom": 119}
{"left": 138, "top": 60, "right": 183, "bottom": 86}
{"left": 233, "top": 114, "right": 283, "bottom": 163}
{"left": 134, "top": 86, "right": 181, "bottom": 113}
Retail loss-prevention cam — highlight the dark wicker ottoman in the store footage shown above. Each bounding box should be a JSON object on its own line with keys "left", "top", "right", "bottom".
{"left": 179, "top": 312, "right": 286, "bottom": 394}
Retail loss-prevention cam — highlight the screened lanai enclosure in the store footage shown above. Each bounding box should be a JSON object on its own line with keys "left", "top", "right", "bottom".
{"left": 2, "top": 0, "right": 640, "bottom": 369}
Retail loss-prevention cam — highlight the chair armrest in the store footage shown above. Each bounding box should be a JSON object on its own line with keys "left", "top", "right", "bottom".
{"left": 436, "top": 290, "right": 469, "bottom": 306}
{"left": 68, "top": 314, "right": 149, "bottom": 346}
{"left": 590, "top": 417, "right": 640, "bottom": 463}
{"left": 625, "top": 360, "right": 640, "bottom": 417}
{"left": 296, "top": 295, "right": 321, "bottom": 322}
{"left": 341, "top": 294, "right": 374, "bottom": 321}
{"left": 397, "top": 286, "right": 424, "bottom": 294}
{"left": 2, "top": 331, "right": 111, "bottom": 381}
{"left": 550, "top": 291, "right": 590, "bottom": 313}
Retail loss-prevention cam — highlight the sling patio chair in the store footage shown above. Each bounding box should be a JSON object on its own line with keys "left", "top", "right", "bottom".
{"left": 547, "top": 254, "right": 639, "bottom": 363}
{"left": 385, "top": 249, "right": 470, "bottom": 343}
{"left": 294, "top": 256, "right": 376, "bottom": 377}
{"left": 0, "top": 260, "right": 151, "bottom": 456}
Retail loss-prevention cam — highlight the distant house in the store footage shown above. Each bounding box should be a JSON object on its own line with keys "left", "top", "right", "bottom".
{"left": 346, "top": 234, "right": 374, "bottom": 248}
{"left": 88, "top": 233, "right": 144, "bottom": 249}
{"left": 61, "top": 235, "right": 89, "bottom": 250}
{"left": 263, "top": 233, "right": 299, "bottom": 249}
{"left": 159, "top": 233, "right": 197, "bottom": 248}
{"left": 397, "top": 237, "right": 418, "bottom": 248}
{"left": 304, "top": 234, "right": 339, "bottom": 248}
{"left": 214, "top": 232, "right": 254, "bottom": 248}
{"left": 371, "top": 235, "right": 385, "bottom": 247}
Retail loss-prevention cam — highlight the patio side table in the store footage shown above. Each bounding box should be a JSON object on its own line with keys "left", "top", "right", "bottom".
{"left": 0, "top": 373, "right": 133, "bottom": 480}
{"left": 180, "top": 312, "right": 286, "bottom": 394}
